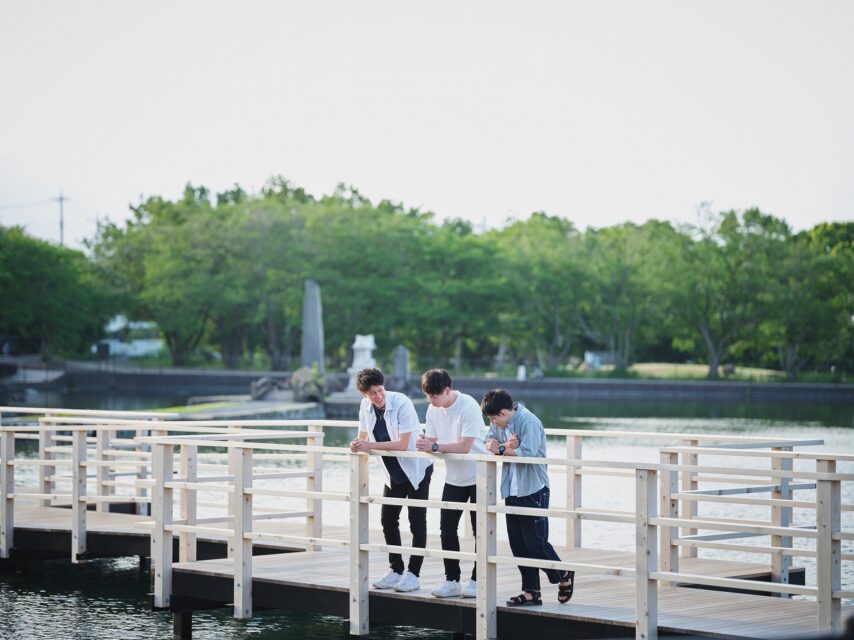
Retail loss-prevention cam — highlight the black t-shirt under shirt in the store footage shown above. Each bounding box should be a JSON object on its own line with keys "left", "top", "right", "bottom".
{"left": 373, "top": 406, "right": 409, "bottom": 486}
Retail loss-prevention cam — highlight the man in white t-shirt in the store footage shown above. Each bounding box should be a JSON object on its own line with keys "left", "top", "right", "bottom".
{"left": 415, "top": 368, "right": 487, "bottom": 599}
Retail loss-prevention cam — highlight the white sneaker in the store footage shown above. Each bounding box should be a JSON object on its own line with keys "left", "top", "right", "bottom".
{"left": 394, "top": 571, "right": 421, "bottom": 592}
{"left": 373, "top": 570, "right": 403, "bottom": 589}
{"left": 461, "top": 579, "right": 477, "bottom": 598}
{"left": 431, "top": 580, "right": 462, "bottom": 598}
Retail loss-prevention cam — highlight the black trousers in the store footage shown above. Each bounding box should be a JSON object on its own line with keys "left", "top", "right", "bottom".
{"left": 505, "top": 485, "right": 567, "bottom": 592}
{"left": 381, "top": 465, "right": 433, "bottom": 576}
{"left": 439, "top": 482, "right": 477, "bottom": 582}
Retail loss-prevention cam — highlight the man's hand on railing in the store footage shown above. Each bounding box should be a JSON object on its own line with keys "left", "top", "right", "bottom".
{"left": 415, "top": 434, "right": 435, "bottom": 452}
{"left": 350, "top": 438, "right": 371, "bottom": 453}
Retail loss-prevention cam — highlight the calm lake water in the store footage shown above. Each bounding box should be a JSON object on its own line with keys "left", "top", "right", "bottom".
{"left": 2, "top": 391, "right": 853, "bottom": 639}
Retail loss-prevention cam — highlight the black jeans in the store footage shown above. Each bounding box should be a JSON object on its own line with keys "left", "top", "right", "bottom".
{"left": 505, "top": 486, "right": 566, "bottom": 592}
{"left": 381, "top": 464, "right": 433, "bottom": 576}
{"left": 440, "top": 482, "right": 477, "bottom": 582}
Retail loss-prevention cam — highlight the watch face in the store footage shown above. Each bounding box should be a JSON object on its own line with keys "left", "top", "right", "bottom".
{"left": 432, "top": 443, "right": 439, "bottom": 452}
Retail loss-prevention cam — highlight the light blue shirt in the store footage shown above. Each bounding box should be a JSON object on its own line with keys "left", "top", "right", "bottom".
{"left": 485, "top": 403, "right": 550, "bottom": 499}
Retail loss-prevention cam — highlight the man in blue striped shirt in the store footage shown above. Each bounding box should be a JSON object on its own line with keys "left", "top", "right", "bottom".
{"left": 482, "top": 389, "right": 575, "bottom": 607}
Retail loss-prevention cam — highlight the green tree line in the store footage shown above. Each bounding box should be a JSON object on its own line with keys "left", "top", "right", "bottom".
{"left": 2, "top": 178, "right": 853, "bottom": 380}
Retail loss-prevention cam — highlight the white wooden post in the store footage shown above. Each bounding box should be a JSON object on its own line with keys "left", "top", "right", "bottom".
{"left": 679, "top": 439, "right": 698, "bottom": 558}
{"left": 636, "top": 468, "right": 658, "bottom": 640}
{"left": 305, "top": 428, "right": 323, "bottom": 551}
{"left": 152, "top": 442, "right": 174, "bottom": 608}
{"left": 71, "top": 429, "right": 87, "bottom": 563}
{"left": 95, "top": 429, "right": 112, "bottom": 513}
{"left": 476, "top": 458, "right": 498, "bottom": 640}
{"left": 816, "top": 458, "right": 841, "bottom": 635}
{"left": 38, "top": 428, "right": 54, "bottom": 507}
{"left": 349, "top": 453, "right": 369, "bottom": 635}
{"left": 658, "top": 451, "right": 678, "bottom": 580}
{"left": 179, "top": 444, "right": 197, "bottom": 563}
{"left": 226, "top": 429, "right": 236, "bottom": 560}
{"left": 566, "top": 435, "right": 582, "bottom": 548}
{"left": 135, "top": 428, "right": 150, "bottom": 516}
{"left": 0, "top": 427, "right": 14, "bottom": 558}
{"left": 232, "top": 446, "right": 253, "bottom": 619}
{"left": 770, "top": 447, "right": 792, "bottom": 595}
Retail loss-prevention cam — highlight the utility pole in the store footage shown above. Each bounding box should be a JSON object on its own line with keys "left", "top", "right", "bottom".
{"left": 52, "top": 190, "right": 70, "bottom": 245}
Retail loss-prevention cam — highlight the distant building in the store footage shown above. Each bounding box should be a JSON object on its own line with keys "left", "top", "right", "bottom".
{"left": 583, "top": 350, "right": 617, "bottom": 370}
{"left": 91, "top": 338, "right": 164, "bottom": 358}
{"left": 91, "top": 315, "right": 164, "bottom": 358}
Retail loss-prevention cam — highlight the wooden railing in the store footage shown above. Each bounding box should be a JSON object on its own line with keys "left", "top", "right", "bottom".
{"left": 0, "top": 407, "right": 846, "bottom": 640}
{"left": 0, "top": 411, "right": 327, "bottom": 563}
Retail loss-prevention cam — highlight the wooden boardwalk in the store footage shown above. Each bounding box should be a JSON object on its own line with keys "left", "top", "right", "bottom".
{"left": 170, "top": 548, "right": 830, "bottom": 640}
{"left": 9, "top": 503, "right": 832, "bottom": 639}
{"left": 3, "top": 409, "right": 851, "bottom": 639}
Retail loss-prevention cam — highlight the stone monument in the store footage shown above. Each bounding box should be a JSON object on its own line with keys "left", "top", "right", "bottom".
{"left": 345, "top": 334, "right": 377, "bottom": 394}
{"left": 300, "top": 279, "right": 325, "bottom": 373}
{"left": 390, "top": 344, "right": 411, "bottom": 392}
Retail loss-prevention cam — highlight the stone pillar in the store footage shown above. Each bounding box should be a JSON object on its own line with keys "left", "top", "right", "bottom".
{"left": 391, "top": 345, "right": 411, "bottom": 390}
{"left": 300, "top": 279, "right": 325, "bottom": 373}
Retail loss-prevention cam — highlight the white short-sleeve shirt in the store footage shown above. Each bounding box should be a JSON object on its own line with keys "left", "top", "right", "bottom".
{"left": 359, "top": 390, "right": 432, "bottom": 490}
{"left": 425, "top": 391, "right": 487, "bottom": 487}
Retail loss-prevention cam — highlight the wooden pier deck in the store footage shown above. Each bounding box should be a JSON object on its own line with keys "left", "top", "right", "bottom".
{"left": 9, "top": 503, "right": 828, "bottom": 639}
{"left": 170, "top": 548, "right": 829, "bottom": 640}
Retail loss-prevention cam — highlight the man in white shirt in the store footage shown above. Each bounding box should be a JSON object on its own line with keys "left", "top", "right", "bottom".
{"left": 415, "top": 368, "right": 487, "bottom": 598}
{"left": 350, "top": 367, "right": 433, "bottom": 593}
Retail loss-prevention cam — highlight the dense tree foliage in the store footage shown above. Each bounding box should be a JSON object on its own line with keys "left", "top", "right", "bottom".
{"left": 0, "top": 226, "right": 112, "bottom": 359}
{"left": 2, "top": 178, "right": 852, "bottom": 380}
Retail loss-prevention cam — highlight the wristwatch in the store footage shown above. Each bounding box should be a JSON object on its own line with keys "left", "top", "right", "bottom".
{"left": 498, "top": 444, "right": 506, "bottom": 456}
{"left": 432, "top": 442, "right": 439, "bottom": 452}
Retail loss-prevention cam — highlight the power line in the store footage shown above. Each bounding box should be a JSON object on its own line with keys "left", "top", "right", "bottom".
{"left": 0, "top": 199, "right": 53, "bottom": 210}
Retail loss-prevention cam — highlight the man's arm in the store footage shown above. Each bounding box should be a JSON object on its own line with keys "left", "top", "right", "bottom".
{"left": 433, "top": 436, "right": 478, "bottom": 454}
{"left": 356, "top": 431, "right": 412, "bottom": 451}
{"left": 505, "top": 416, "right": 543, "bottom": 457}
{"left": 350, "top": 430, "right": 369, "bottom": 452}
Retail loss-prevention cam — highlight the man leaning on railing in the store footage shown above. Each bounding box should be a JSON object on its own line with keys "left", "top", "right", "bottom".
{"left": 482, "top": 388, "right": 575, "bottom": 607}
{"left": 349, "top": 367, "right": 434, "bottom": 593}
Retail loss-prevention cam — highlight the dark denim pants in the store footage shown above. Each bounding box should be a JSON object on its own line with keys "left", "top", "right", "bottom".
{"left": 439, "top": 482, "right": 477, "bottom": 582}
{"left": 504, "top": 485, "right": 566, "bottom": 592}
{"left": 381, "top": 464, "right": 433, "bottom": 576}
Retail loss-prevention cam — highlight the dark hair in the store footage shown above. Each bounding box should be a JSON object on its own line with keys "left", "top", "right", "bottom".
{"left": 355, "top": 367, "right": 385, "bottom": 393}
{"left": 421, "top": 368, "right": 453, "bottom": 395}
{"left": 480, "top": 389, "right": 514, "bottom": 416}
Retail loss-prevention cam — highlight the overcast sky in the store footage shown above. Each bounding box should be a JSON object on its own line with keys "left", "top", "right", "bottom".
{"left": 1, "top": 0, "right": 852, "bottom": 248}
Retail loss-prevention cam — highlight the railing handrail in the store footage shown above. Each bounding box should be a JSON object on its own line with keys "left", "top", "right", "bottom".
{"left": 544, "top": 426, "right": 822, "bottom": 444}
{"left": 0, "top": 406, "right": 173, "bottom": 418}
{"left": 10, "top": 409, "right": 823, "bottom": 449}
{"left": 660, "top": 445, "right": 854, "bottom": 461}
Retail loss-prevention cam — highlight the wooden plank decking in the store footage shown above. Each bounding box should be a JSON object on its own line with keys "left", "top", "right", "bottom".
{"left": 172, "top": 548, "right": 833, "bottom": 640}
{"left": 9, "top": 504, "right": 840, "bottom": 639}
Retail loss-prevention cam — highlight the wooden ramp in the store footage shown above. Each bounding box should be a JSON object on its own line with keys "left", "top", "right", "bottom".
{"left": 170, "top": 548, "right": 835, "bottom": 640}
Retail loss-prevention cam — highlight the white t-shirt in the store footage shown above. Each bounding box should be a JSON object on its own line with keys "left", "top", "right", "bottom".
{"left": 425, "top": 391, "right": 488, "bottom": 487}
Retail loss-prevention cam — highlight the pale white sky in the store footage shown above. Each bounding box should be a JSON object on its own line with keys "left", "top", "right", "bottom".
{"left": 1, "top": 0, "right": 852, "bottom": 248}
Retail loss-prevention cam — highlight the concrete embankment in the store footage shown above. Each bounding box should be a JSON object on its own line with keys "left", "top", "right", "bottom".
{"left": 56, "top": 365, "right": 854, "bottom": 402}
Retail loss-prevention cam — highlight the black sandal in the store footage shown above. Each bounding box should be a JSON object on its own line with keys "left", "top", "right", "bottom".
{"left": 558, "top": 571, "right": 575, "bottom": 604}
{"left": 506, "top": 590, "right": 542, "bottom": 607}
